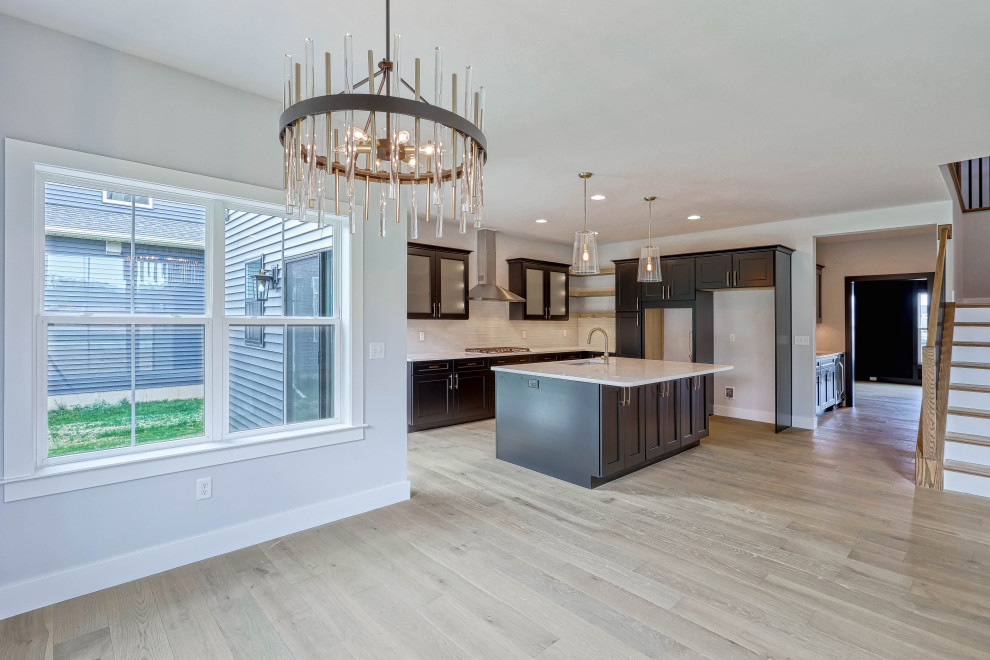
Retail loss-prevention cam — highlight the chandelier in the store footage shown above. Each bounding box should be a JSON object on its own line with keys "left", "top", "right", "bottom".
{"left": 279, "top": 0, "right": 488, "bottom": 239}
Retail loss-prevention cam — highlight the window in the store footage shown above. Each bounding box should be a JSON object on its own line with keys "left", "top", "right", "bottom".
{"left": 44, "top": 182, "right": 207, "bottom": 458}
{"left": 103, "top": 190, "right": 153, "bottom": 208}
{"left": 3, "top": 140, "right": 359, "bottom": 500}
{"left": 225, "top": 210, "right": 338, "bottom": 433}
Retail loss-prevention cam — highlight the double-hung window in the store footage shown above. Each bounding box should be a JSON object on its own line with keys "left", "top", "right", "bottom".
{"left": 2, "top": 140, "right": 359, "bottom": 500}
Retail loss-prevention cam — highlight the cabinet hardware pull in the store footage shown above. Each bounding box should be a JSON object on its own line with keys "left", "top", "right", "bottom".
{"left": 636, "top": 296, "right": 640, "bottom": 310}
{"left": 636, "top": 313, "right": 639, "bottom": 327}
{"left": 448, "top": 375, "right": 454, "bottom": 390}
{"left": 726, "top": 271, "right": 729, "bottom": 286}
{"left": 455, "top": 374, "right": 460, "bottom": 389}
{"left": 734, "top": 270, "right": 738, "bottom": 286}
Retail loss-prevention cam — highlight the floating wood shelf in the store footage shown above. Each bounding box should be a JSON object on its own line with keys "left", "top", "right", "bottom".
{"left": 571, "top": 312, "right": 616, "bottom": 319}
{"left": 570, "top": 267, "right": 615, "bottom": 277}
{"left": 569, "top": 288, "right": 615, "bottom": 298}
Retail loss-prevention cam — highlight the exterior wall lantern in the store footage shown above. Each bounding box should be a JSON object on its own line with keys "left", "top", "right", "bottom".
{"left": 252, "top": 264, "right": 280, "bottom": 302}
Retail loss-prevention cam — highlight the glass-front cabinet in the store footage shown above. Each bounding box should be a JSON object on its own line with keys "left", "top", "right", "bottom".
{"left": 407, "top": 243, "right": 471, "bottom": 320}
{"left": 507, "top": 258, "right": 570, "bottom": 321}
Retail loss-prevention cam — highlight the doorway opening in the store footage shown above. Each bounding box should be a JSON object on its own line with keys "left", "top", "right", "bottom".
{"left": 843, "top": 272, "right": 934, "bottom": 406}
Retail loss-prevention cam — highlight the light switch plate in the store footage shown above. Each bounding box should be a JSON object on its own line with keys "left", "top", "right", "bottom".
{"left": 794, "top": 335, "right": 810, "bottom": 346}
{"left": 521, "top": 330, "right": 527, "bottom": 339}
{"left": 369, "top": 342, "right": 385, "bottom": 359}
{"left": 729, "top": 333, "right": 736, "bottom": 343}
{"left": 418, "top": 332, "right": 425, "bottom": 341}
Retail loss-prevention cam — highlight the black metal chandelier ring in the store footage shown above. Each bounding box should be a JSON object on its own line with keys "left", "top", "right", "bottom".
{"left": 278, "top": 94, "right": 488, "bottom": 154}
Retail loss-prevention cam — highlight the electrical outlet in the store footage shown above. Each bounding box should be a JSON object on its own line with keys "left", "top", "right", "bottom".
{"left": 729, "top": 333, "right": 736, "bottom": 343}
{"left": 794, "top": 335, "right": 810, "bottom": 346}
{"left": 196, "top": 477, "right": 212, "bottom": 500}
{"left": 725, "top": 387, "right": 734, "bottom": 400}
{"left": 563, "top": 329, "right": 568, "bottom": 337}
{"left": 418, "top": 331, "right": 425, "bottom": 341}
{"left": 521, "top": 330, "right": 527, "bottom": 339}
{"left": 869, "top": 376, "right": 877, "bottom": 381}
{"left": 369, "top": 342, "right": 385, "bottom": 359}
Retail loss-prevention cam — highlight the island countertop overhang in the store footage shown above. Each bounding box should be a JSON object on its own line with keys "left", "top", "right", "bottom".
{"left": 491, "top": 357, "right": 733, "bottom": 387}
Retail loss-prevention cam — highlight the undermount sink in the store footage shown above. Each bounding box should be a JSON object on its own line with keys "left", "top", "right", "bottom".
{"left": 567, "top": 360, "right": 608, "bottom": 366}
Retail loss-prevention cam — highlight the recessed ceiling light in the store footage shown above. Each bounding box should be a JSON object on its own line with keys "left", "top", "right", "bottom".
{"left": 535, "top": 218, "right": 548, "bottom": 223}
{"left": 687, "top": 215, "right": 701, "bottom": 220}
{"left": 590, "top": 194, "right": 606, "bottom": 201}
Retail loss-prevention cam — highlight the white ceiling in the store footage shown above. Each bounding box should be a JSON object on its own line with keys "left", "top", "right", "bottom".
{"left": 3, "top": 0, "right": 988, "bottom": 244}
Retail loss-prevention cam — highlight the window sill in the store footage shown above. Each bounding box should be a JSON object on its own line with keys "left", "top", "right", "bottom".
{"left": 1, "top": 423, "right": 367, "bottom": 502}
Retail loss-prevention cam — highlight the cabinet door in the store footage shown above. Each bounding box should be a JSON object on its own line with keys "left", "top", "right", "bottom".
{"left": 642, "top": 383, "right": 661, "bottom": 459}
{"left": 407, "top": 247, "right": 437, "bottom": 319}
{"left": 615, "top": 262, "right": 640, "bottom": 312}
{"left": 437, "top": 252, "right": 470, "bottom": 320}
{"left": 523, "top": 266, "right": 547, "bottom": 320}
{"left": 664, "top": 258, "right": 696, "bottom": 300}
{"left": 691, "top": 376, "right": 709, "bottom": 440}
{"left": 615, "top": 311, "right": 643, "bottom": 358}
{"left": 453, "top": 370, "right": 490, "bottom": 420}
{"left": 410, "top": 373, "right": 453, "bottom": 427}
{"left": 733, "top": 251, "right": 774, "bottom": 287}
{"left": 622, "top": 387, "right": 644, "bottom": 467}
{"left": 659, "top": 380, "right": 679, "bottom": 453}
{"left": 675, "top": 378, "right": 694, "bottom": 446}
{"left": 695, "top": 254, "right": 733, "bottom": 290}
{"left": 600, "top": 386, "right": 625, "bottom": 477}
{"left": 547, "top": 267, "right": 569, "bottom": 320}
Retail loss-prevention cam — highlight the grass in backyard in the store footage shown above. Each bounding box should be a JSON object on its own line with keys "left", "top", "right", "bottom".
{"left": 48, "top": 397, "right": 205, "bottom": 457}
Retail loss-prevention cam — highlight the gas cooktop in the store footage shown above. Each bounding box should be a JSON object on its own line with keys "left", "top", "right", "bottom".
{"left": 464, "top": 347, "right": 531, "bottom": 354}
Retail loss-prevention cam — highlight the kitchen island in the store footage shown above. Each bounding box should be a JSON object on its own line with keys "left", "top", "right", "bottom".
{"left": 492, "top": 357, "right": 732, "bottom": 488}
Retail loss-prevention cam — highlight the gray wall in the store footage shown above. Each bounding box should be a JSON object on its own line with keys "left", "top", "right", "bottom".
{"left": 0, "top": 12, "right": 407, "bottom": 604}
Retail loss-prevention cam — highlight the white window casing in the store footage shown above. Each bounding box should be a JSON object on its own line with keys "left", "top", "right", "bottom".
{"left": 2, "top": 139, "right": 365, "bottom": 501}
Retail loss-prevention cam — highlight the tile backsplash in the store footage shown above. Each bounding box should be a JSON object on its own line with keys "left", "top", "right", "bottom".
{"left": 407, "top": 300, "right": 615, "bottom": 354}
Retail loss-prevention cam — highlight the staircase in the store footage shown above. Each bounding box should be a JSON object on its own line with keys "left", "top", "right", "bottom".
{"left": 944, "top": 303, "right": 990, "bottom": 497}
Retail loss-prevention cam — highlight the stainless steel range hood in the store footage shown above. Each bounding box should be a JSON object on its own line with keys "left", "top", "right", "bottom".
{"left": 468, "top": 229, "right": 525, "bottom": 302}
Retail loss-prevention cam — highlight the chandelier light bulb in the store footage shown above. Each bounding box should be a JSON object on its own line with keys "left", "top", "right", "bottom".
{"left": 396, "top": 130, "right": 411, "bottom": 144}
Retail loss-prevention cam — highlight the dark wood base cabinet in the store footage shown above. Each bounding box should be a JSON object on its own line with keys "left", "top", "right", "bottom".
{"left": 408, "top": 351, "right": 602, "bottom": 432}
{"left": 495, "top": 371, "right": 713, "bottom": 488}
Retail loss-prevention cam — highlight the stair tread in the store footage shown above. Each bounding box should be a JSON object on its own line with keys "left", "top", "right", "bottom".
{"left": 952, "top": 361, "right": 990, "bottom": 370}
{"left": 945, "top": 459, "right": 990, "bottom": 478}
{"left": 946, "top": 432, "right": 990, "bottom": 447}
{"left": 953, "top": 341, "right": 990, "bottom": 347}
{"left": 949, "top": 383, "right": 990, "bottom": 393}
{"left": 955, "top": 322, "right": 990, "bottom": 326}
{"left": 948, "top": 406, "right": 990, "bottom": 419}
{"left": 957, "top": 303, "right": 990, "bottom": 308}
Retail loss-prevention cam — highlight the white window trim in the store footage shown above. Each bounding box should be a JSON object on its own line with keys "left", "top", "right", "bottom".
{"left": 2, "top": 138, "right": 366, "bottom": 502}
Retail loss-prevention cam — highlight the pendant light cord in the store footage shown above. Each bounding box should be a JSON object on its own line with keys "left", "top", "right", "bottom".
{"left": 583, "top": 177, "right": 588, "bottom": 232}
{"left": 648, "top": 199, "right": 652, "bottom": 246}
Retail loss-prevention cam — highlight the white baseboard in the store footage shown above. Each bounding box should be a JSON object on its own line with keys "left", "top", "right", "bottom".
{"left": 0, "top": 480, "right": 410, "bottom": 621}
{"left": 713, "top": 404, "right": 775, "bottom": 425}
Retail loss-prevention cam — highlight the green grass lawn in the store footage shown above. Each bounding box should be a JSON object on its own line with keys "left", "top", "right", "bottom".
{"left": 48, "top": 397, "right": 205, "bottom": 457}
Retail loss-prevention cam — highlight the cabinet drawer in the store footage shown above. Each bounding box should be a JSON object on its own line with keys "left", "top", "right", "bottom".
{"left": 491, "top": 355, "right": 534, "bottom": 366}
{"left": 558, "top": 352, "right": 585, "bottom": 361}
{"left": 412, "top": 360, "right": 452, "bottom": 375}
{"left": 454, "top": 357, "right": 489, "bottom": 371}
{"left": 534, "top": 354, "right": 559, "bottom": 363}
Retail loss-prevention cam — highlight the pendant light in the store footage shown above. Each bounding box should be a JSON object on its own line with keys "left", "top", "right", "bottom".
{"left": 571, "top": 172, "right": 600, "bottom": 275}
{"left": 637, "top": 196, "right": 661, "bottom": 283}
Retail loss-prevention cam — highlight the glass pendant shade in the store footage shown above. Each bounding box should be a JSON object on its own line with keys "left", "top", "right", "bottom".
{"left": 571, "top": 230, "right": 600, "bottom": 275}
{"left": 637, "top": 245, "right": 662, "bottom": 282}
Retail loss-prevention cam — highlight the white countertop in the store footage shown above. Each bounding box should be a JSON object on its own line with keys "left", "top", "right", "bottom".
{"left": 408, "top": 345, "right": 593, "bottom": 362}
{"left": 491, "top": 357, "right": 733, "bottom": 387}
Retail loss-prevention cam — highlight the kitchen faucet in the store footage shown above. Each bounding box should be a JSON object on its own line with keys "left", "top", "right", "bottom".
{"left": 587, "top": 327, "right": 610, "bottom": 364}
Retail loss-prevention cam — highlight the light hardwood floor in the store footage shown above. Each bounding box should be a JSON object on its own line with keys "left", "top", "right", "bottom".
{"left": 4, "top": 383, "right": 990, "bottom": 659}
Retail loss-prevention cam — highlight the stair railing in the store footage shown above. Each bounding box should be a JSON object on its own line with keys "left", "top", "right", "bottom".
{"left": 916, "top": 224, "right": 954, "bottom": 489}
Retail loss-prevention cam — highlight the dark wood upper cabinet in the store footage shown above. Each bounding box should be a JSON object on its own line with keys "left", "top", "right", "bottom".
{"left": 407, "top": 243, "right": 471, "bottom": 320}
{"left": 733, "top": 251, "right": 774, "bottom": 287}
{"left": 663, "top": 258, "right": 696, "bottom": 300}
{"left": 696, "top": 253, "right": 734, "bottom": 289}
{"left": 694, "top": 250, "right": 775, "bottom": 290}
{"left": 615, "top": 261, "right": 640, "bottom": 311}
{"left": 507, "top": 259, "right": 570, "bottom": 321}
{"left": 614, "top": 311, "right": 642, "bottom": 358}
